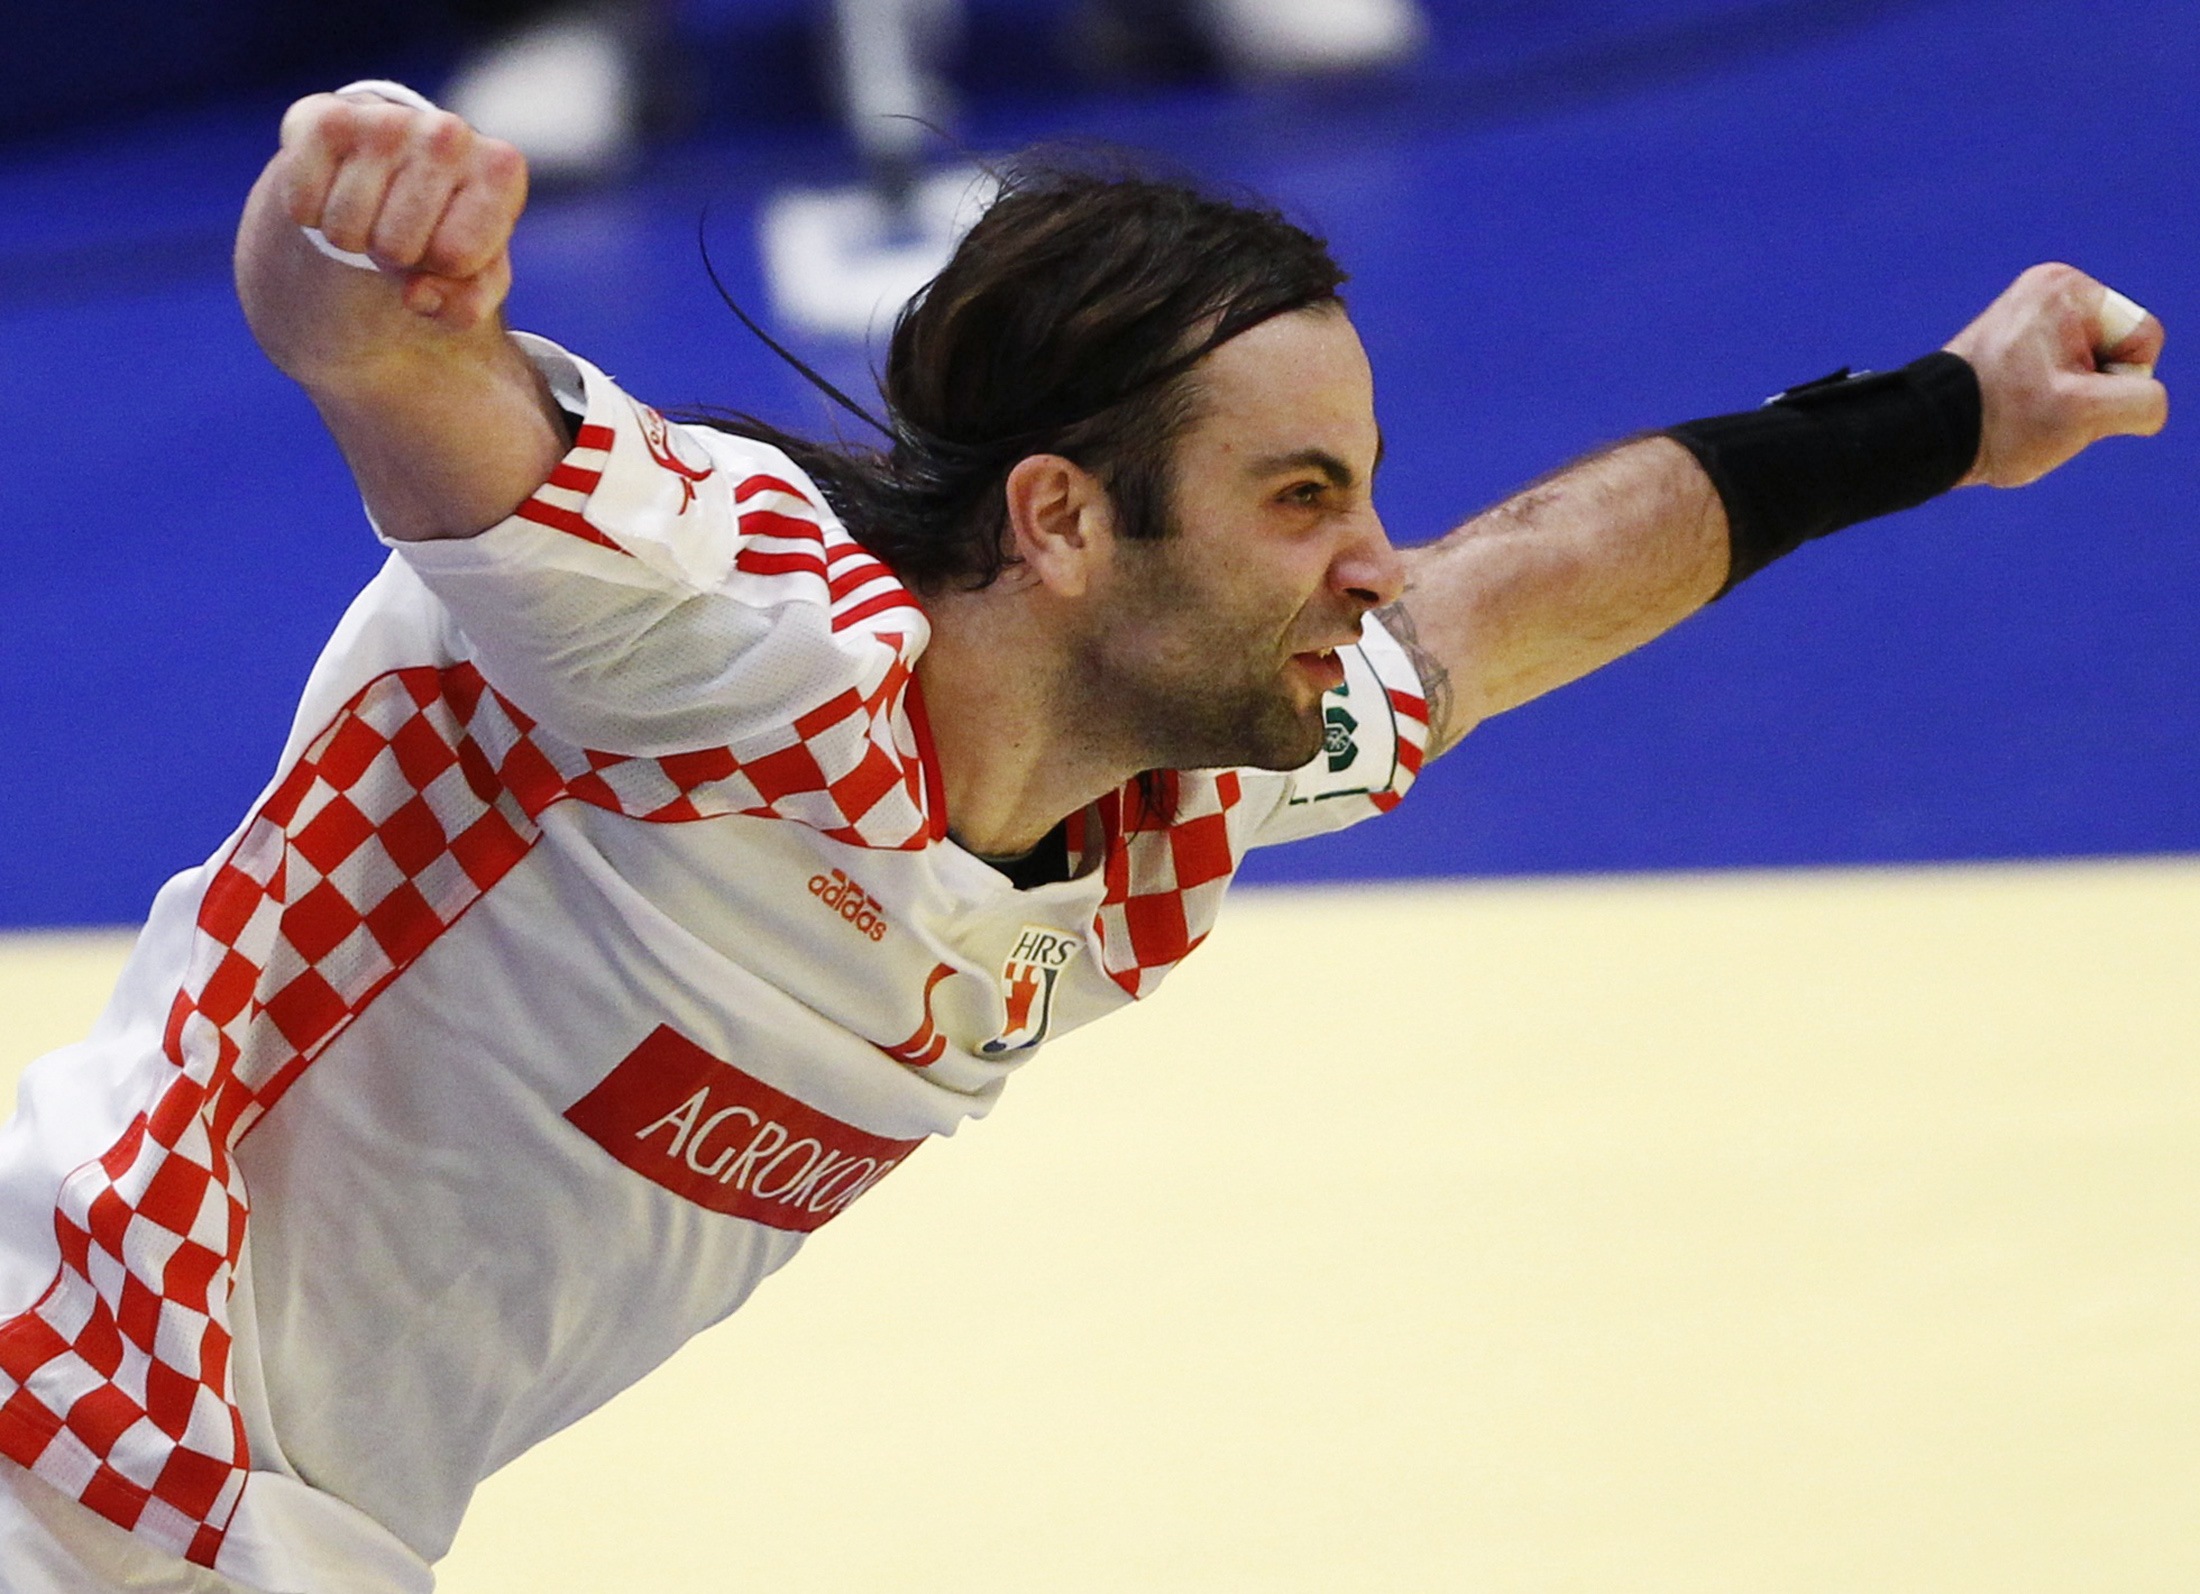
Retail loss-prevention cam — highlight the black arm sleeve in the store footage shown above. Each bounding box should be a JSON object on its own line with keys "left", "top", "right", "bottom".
{"left": 1666, "top": 352, "right": 1982, "bottom": 596}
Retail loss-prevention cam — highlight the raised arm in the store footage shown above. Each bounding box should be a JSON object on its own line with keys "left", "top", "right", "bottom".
{"left": 234, "top": 90, "right": 565, "bottom": 543}
{"left": 1381, "top": 264, "right": 2170, "bottom": 757}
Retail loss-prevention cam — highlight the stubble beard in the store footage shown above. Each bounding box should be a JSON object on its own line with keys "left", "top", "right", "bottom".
{"left": 1131, "top": 648, "right": 1323, "bottom": 772}
{"left": 1077, "top": 551, "right": 1326, "bottom": 775}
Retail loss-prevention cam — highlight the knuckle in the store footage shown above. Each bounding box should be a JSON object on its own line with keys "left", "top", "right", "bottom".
{"left": 2020, "top": 261, "right": 2078, "bottom": 298}
{"left": 476, "top": 139, "right": 528, "bottom": 187}
{"left": 417, "top": 110, "right": 471, "bottom": 157}
{"left": 279, "top": 94, "right": 335, "bottom": 145}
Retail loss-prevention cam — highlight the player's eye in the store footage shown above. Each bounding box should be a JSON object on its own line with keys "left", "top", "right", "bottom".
{"left": 1280, "top": 480, "right": 1327, "bottom": 507}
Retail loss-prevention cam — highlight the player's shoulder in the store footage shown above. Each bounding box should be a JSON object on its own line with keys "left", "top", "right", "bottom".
{"left": 674, "top": 417, "right": 840, "bottom": 530}
{"left": 515, "top": 332, "right": 839, "bottom": 522}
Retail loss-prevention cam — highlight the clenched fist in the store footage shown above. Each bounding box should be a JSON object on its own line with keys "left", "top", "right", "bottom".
{"left": 235, "top": 89, "right": 567, "bottom": 542}
{"left": 1947, "top": 262, "right": 2168, "bottom": 488}
{"left": 277, "top": 90, "right": 527, "bottom": 325}
{"left": 237, "top": 89, "right": 533, "bottom": 387}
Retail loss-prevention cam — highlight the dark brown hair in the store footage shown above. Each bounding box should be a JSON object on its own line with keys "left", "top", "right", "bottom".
{"left": 701, "top": 157, "right": 1348, "bottom": 591}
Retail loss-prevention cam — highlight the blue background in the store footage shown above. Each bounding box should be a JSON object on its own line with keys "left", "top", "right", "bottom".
{"left": 0, "top": 0, "right": 2192, "bottom": 925}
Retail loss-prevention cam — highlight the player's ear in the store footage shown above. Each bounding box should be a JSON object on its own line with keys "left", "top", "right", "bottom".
{"left": 1002, "top": 453, "right": 1115, "bottom": 598}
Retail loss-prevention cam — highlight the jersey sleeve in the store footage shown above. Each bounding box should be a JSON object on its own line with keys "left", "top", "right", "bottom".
{"left": 385, "top": 334, "right": 925, "bottom": 757}
{"left": 1234, "top": 613, "right": 1433, "bottom": 849}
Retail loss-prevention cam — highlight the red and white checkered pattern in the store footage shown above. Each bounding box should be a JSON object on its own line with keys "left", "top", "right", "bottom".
{"left": 1091, "top": 770, "right": 1247, "bottom": 1000}
{"left": 1089, "top": 681, "right": 1432, "bottom": 999}
{"left": 0, "top": 644, "right": 940, "bottom": 1565}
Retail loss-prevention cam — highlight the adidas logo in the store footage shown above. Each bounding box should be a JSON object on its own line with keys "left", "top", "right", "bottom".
{"left": 808, "top": 869, "right": 888, "bottom": 942}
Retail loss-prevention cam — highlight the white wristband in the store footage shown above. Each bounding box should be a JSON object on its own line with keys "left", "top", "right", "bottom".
{"left": 301, "top": 81, "right": 444, "bottom": 272}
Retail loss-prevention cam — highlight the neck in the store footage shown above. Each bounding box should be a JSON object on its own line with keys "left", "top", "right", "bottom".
{"left": 915, "top": 584, "right": 1145, "bottom": 859}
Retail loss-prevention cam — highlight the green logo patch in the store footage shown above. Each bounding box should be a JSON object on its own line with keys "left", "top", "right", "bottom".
{"left": 1323, "top": 705, "right": 1359, "bottom": 772}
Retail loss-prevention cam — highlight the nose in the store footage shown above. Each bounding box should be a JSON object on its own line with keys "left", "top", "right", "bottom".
{"left": 1332, "top": 509, "right": 1407, "bottom": 612}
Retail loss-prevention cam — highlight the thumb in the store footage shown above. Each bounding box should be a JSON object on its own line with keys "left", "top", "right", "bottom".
{"left": 2080, "top": 368, "right": 2170, "bottom": 439}
{"left": 399, "top": 256, "right": 511, "bottom": 332}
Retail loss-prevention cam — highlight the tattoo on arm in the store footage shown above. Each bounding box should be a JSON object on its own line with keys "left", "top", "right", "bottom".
{"left": 1373, "top": 595, "right": 1461, "bottom": 758}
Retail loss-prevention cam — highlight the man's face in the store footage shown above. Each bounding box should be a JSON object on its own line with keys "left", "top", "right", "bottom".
{"left": 1079, "top": 305, "right": 1405, "bottom": 772}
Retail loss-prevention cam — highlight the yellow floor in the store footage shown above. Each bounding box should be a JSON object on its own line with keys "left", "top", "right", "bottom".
{"left": 4, "top": 860, "right": 2197, "bottom": 1592}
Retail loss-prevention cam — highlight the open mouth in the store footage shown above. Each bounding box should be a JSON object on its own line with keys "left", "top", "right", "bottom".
{"left": 1289, "top": 646, "right": 1347, "bottom": 691}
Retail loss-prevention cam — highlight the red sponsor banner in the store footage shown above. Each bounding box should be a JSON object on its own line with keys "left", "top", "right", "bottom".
{"left": 566, "top": 1026, "right": 923, "bottom": 1233}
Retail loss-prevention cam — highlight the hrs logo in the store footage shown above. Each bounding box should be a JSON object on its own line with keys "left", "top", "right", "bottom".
{"left": 809, "top": 869, "right": 888, "bottom": 941}
{"left": 981, "top": 925, "right": 1082, "bottom": 1055}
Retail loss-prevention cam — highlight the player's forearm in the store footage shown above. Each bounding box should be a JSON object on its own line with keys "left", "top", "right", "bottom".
{"left": 238, "top": 176, "right": 561, "bottom": 542}
{"left": 304, "top": 342, "right": 566, "bottom": 546}
{"left": 233, "top": 91, "right": 565, "bottom": 543}
{"left": 1387, "top": 267, "right": 2168, "bottom": 760}
{"left": 1384, "top": 437, "right": 1728, "bottom": 751}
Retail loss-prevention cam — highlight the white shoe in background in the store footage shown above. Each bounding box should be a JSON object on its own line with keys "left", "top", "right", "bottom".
{"left": 1198, "top": 0, "right": 1429, "bottom": 77}
{"left": 443, "top": 6, "right": 642, "bottom": 185}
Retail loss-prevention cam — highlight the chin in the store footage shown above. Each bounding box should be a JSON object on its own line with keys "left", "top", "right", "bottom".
{"left": 1130, "top": 673, "right": 1324, "bottom": 774}
{"left": 1228, "top": 701, "right": 1325, "bottom": 772}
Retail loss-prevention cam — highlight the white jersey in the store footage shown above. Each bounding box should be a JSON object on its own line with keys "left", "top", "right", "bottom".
{"left": 0, "top": 338, "right": 1430, "bottom": 1590}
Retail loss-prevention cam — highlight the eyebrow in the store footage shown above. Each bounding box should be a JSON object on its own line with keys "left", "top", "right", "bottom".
{"left": 1251, "top": 431, "right": 1386, "bottom": 488}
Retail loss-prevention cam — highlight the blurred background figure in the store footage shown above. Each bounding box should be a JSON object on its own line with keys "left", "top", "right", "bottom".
{"left": 1204, "top": 0, "right": 1428, "bottom": 75}
{"left": 828, "top": 0, "right": 960, "bottom": 201}
{"left": 442, "top": 0, "right": 663, "bottom": 185}
{"left": 3, "top": 0, "right": 1426, "bottom": 334}
{"left": 438, "top": 0, "right": 1429, "bottom": 192}
{"left": 440, "top": 0, "right": 1428, "bottom": 333}
{"left": 1086, "top": 0, "right": 1428, "bottom": 80}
